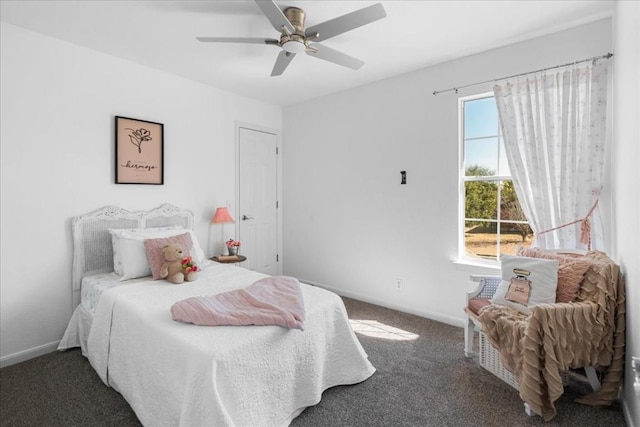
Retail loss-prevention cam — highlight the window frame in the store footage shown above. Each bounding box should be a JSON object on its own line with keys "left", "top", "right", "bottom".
{"left": 458, "top": 92, "right": 529, "bottom": 265}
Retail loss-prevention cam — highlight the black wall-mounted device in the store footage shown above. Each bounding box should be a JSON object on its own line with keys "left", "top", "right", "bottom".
{"left": 401, "top": 171, "right": 406, "bottom": 185}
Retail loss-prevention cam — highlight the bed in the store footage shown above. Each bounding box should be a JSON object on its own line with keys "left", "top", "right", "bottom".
{"left": 58, "top": 204, "right": 375, "bottom": 426}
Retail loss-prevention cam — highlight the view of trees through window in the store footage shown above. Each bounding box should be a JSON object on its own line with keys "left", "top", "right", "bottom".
{"left": 462, "top": 95, "right": 532, "bottom": 261}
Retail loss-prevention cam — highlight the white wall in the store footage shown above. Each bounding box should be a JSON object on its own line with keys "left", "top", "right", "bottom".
{"left": 613, "top": 2, "right": 640, "bottom": 426}
{"left": 282, "top": 19, "right": 613, "bottom": 324}
{"left": 0, "top": 22, "right": 281, "bottom": 366}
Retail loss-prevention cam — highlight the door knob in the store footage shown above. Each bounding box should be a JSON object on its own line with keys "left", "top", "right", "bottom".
{"left": 241, "top": 215, "right": 254, "bottom": 221}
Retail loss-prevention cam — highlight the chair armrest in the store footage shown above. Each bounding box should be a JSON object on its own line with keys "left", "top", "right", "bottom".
{"left": 467, "top": 275, "right": 502, "bottom": 301}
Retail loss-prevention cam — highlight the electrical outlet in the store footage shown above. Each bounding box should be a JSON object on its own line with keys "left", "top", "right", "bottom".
{"left": 395, "top": 278, "right": 403, "bottom": 290}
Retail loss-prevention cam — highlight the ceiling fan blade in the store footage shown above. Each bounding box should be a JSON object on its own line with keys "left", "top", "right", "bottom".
{"left": 306, "top": 43, "right": 364, "bottom": 70}
{"left": 255, "top": 0, "right": 295, "bottom": 34}
{"left": 196, "top": 37, "right": 279, "bottom": 45}
{"left": 305, "top": 3, "right": 386, "bottom": 43}
{"left": 271, "top": 51, "right": 296, "bottom": 76}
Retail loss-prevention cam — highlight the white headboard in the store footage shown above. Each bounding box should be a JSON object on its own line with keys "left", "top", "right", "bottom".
{"left": 71, "top": 203, "right": 194, "bottom": 308}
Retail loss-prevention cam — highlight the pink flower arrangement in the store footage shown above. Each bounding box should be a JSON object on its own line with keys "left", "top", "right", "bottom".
{"left": 226, "top": 239, "right": 241, "bottom": 247}
{"left": 181, "top": 256, "right": 198, "bottom": 273}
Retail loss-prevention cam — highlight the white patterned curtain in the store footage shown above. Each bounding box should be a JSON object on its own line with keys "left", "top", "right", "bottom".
{"left": 493, "top": 61, "right": 609, "bottom": 250}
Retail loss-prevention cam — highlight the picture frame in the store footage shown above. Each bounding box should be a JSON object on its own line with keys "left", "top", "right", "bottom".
{"left": 115, "top": 116, "right": 164, "bottom": 184}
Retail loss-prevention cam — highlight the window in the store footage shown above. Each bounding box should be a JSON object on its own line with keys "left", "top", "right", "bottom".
{"left": 460, "top": 94, "right": 532, "bottom": 262}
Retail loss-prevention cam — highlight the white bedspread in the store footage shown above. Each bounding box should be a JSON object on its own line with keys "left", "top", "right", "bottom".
{"left": 85, "top": 264, "right": 375, "bottom": 427}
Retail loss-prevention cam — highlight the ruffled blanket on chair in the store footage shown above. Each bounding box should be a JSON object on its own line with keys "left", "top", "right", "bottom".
{"left": 478, "top": 251, "right": 625, "bottom": 421}
{"left": 171, "top": 276, "right": 305, "bottom": 330}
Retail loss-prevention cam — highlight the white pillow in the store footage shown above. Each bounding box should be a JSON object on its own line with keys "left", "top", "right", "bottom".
{"left": 108, "top": 227, "right": 206, "bottom": 280}
{"left": 108, "top": 227, "right": 180, "bottom": 277}
{"left": 491, "top": 255, "right": 559, "bottom": 314}
{"left": 185, "top": 230, "right": 206, "bottom": 265}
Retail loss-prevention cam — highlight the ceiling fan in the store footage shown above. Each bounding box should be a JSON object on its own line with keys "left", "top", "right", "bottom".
{"left": 196, "top": 1, "right": 386, "bottom": 76}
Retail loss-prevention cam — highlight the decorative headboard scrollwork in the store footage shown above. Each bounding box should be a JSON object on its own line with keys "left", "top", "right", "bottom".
{"left": 71, "top": 203, "right": 194, "bottom": 308}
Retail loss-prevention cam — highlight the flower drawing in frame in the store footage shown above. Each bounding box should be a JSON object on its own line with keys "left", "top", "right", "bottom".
{"left": 115, "top": 116, "right": 164, "bottom": 185}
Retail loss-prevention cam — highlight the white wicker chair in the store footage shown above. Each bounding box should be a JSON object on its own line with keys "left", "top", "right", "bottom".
{"left": 464, "top": 274, "right": 602, "bottom": 416}
{"left": 464, "top": 275, "right": 501, "bottom": 358}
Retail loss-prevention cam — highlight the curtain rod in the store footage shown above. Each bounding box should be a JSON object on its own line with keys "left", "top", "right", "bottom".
{"left": 432, "top": 52, "right": 613, "bottom": 96}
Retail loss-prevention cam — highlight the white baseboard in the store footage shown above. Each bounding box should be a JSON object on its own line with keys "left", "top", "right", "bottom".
{"left": 301, "top": 278, "right": 465, "bottom": 329}
{"left": 0, "top": 340, "right": 60, "bottom": 368}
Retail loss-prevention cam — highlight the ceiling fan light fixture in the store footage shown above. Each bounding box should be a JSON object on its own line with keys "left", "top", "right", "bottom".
{"left": 197, "top": 1, "right": 387, "bottom": 76}
{"left": 282, "top": 40, "right": 305, "bottom": 54}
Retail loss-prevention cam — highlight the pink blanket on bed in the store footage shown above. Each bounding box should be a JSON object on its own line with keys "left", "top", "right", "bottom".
{"left": 171, "top": 276, "right": 305, "bottom": 329}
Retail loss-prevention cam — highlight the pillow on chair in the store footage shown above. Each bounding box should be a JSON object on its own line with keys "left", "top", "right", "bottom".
{"left": 491, "top": 255, "right": 559, "bottom": 314}
{"left": 516, "top": 247, "right": 593, "bottom": 303}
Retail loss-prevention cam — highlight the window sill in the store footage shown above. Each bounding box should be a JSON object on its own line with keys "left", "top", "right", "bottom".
{"left": 452, "top": 258, "right": 500, "bottom": 273}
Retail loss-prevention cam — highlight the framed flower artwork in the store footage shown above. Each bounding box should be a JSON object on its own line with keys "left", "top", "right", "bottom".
{"left": 115, "top": 116, "right": 164, "bottom": 184}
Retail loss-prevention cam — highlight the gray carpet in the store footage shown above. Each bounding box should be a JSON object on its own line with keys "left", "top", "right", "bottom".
{"left": 0, "top": 297, "right": 626, "bottom": 426}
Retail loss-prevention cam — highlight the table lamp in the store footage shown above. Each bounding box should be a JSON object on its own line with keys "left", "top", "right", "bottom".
{"left": 211, "top": 207, "right": 235, "bottom": 255}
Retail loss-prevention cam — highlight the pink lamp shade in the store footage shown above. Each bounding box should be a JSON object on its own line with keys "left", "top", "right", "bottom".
{"left": 211, "top": 207, "right": 235, "bottom": 224}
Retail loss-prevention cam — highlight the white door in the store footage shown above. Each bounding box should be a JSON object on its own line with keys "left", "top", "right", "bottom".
{"left": 238, "top": 126, "right": 278, "bottom": 275}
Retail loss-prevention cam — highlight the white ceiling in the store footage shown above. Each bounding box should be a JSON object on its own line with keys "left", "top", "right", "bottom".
{"left": 0, "top": 0, "right": 614, "bottom": 106}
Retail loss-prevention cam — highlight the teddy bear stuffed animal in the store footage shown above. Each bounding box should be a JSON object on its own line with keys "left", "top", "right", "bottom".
{"left": 160, "top": 243, "right": 198, "bottom": 284}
